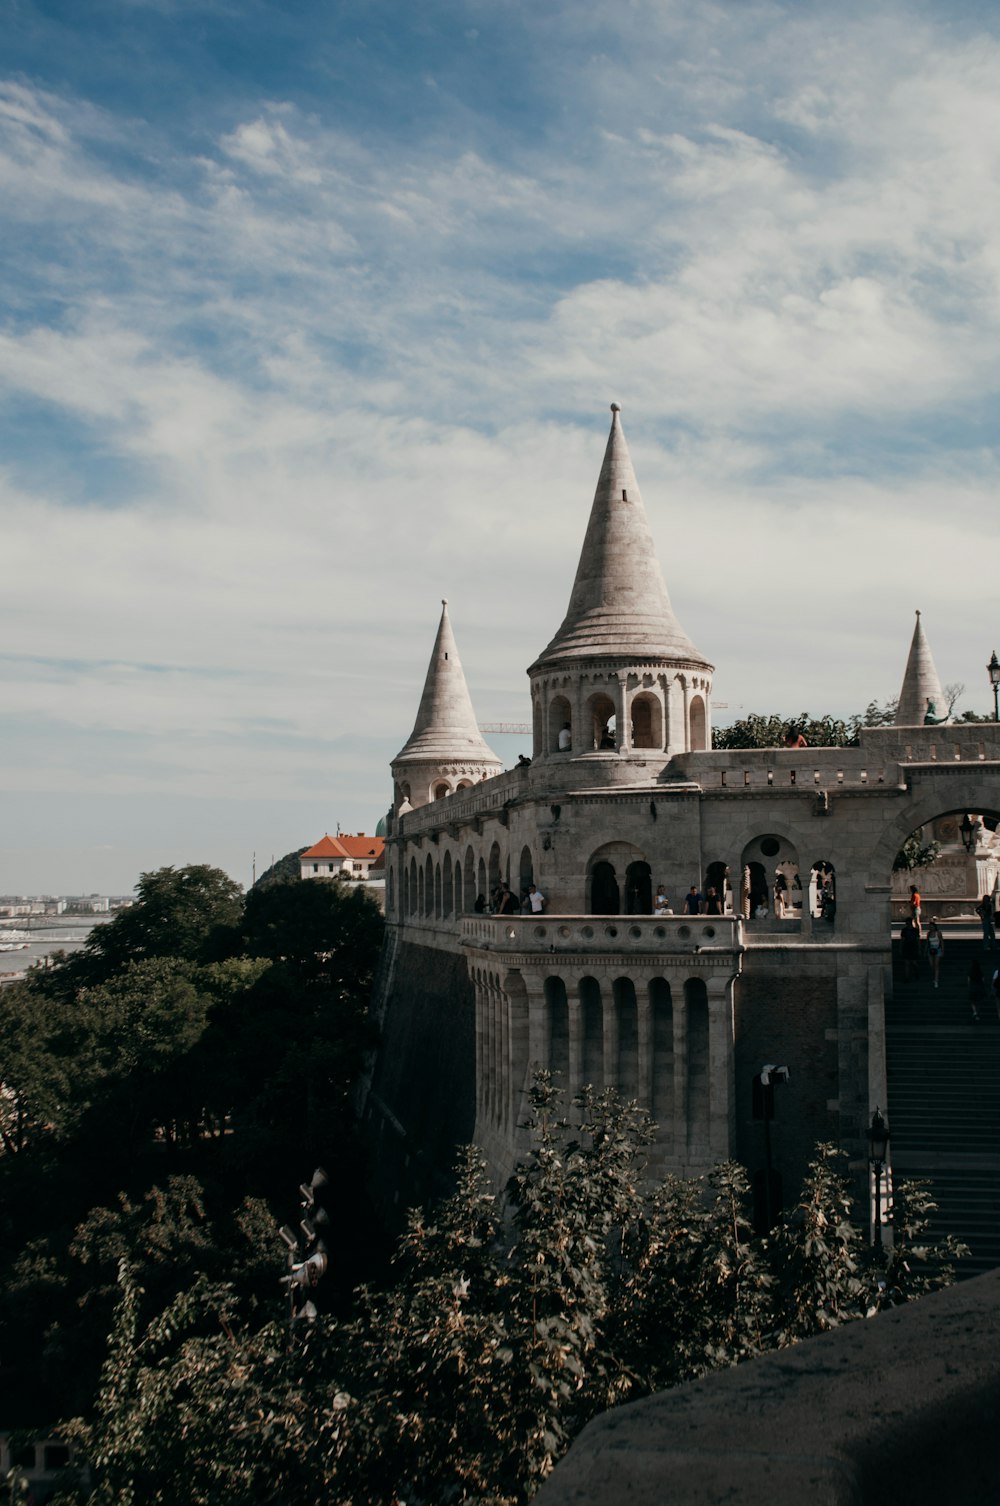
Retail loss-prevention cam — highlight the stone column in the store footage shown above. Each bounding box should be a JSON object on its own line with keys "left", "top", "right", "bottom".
{"left": 637, "top": 981, "right": 653, "bottom": 1111}
{"left": 525, "top": 976, "right": 548, "bottom": 1081}
{"left": 706, "top": 976, "right": 735, "bottom": 1161}
{"left": 603, "top": 989, "right": 620, "bottom": 1092}
{"left": 568, "top": 990, "right": 583, "bottom": 1103}
{"left": 617, "top": 674, "right": 631, "bottom": 752}
{"left": 673, "top": 989, "right": 688, "bottom": 1150}
{"left": 680, "top": 675, "right": 692, "bottom": 754}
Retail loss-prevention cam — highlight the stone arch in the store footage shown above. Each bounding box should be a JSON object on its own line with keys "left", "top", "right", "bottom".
{"left": 649, "top": 978, "right": 673, "bottom": 1123}
{"left": 518, "top": 845, "right": 534, "bottom": 903}
{"left": 625, "top": 860, "right": 652, "bottom": 914}
{"left": 684, "top": 977, "right": 710, "bottom": 1151}
{"left": 587, "top": 690, "right": 617, "bottom": 751}
{"left": 865, "top": 777, "right": 1000, "bottom": 890}
{"left": 689, "top": 694, "right": 707, "bottom": 751}
{"left": 409, "top": 856, "right": 418, "bottom": 917}
{"left": 579, "top": 976, "right": 603, "bottom": 1084}
{"left": 455, "top": 779, "right": 473, "bottom": 793}
{"left": 532, "top": 695, "right": 543, "bottom": 757}
{"left": 442, "top": 851, "right": 453, "bottom": 917}
{"left": 417, "top": 863, "right": 424, "bottom": 916}
{"left": 545, "top": 976, "right": 569, "bottom": 1083}
{"left": 587, "top": 841, "right": 647, "bottom": 915}
{"left": 478, "top": 855, "right": 487, "bottom": 903}
{"left": 433, "top": 780, "right": 450, "bottom": 801}
{"left": 740, "top": 832, "right": 800, "bottom": 919}
{"left": 613, "top": 977, "right": 638, "bottom": 1098}
{"left": 630, "top": 689, "right": 663, "bottom": 750}
{"left": 488, "top": 841, "right": 502, "bottom": 897}
{"left": 549, "top": 693, "right": 572, "bottom": 754}
{"left": 464, "top": 845, "right": 476, "bottom": 911}
{"left": 424, "top": 854, "right": 434, "bottom": 917}
{"left": 434, "top": 861, "right": 442, "bottom": 918}
{"left": 387, "top": 865, "right": 395, "bottom": 914}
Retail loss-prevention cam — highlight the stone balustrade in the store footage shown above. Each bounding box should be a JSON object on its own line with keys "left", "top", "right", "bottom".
{"left": 461, "top": 913, "right": 742, "bottom": 955}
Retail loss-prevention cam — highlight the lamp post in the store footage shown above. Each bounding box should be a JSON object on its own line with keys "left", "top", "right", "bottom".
{"left": 988, "top": 651, "right": 1000, "bottom": 723}
{"left": 960, "top": 813, "right": 976, "bottom": 853}
{"left": 868, "top": 1108, "right": 890, "bottom": 1253}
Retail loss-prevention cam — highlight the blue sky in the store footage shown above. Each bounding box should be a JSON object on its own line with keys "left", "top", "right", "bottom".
{"left": 2, "top": 0, "right": 1000, "bottom": 892}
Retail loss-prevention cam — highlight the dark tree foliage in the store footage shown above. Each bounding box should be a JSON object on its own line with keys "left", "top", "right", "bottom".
{"left": 48, "top": 1093, "right": 965, "bottom": 1506}
{"left": 0, "top": 865, "right": 385, "bottom": 1428}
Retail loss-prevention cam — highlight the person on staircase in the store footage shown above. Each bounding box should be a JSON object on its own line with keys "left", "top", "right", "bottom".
{"left": 976, "top": 893, "right": 996, "bottom": 953}
{"left": 924, "top": 921, "right": 944, "bottom": 989}
{"left": 900, "top": 917, "right": 921, "bottom": 982}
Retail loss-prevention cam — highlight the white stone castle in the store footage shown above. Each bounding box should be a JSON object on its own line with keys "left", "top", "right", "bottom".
{"left": 363, "top": 406, "right": 1000, "bottom": 1219}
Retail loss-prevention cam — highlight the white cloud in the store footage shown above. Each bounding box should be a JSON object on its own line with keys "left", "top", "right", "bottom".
{"left": 3, "top": 1, "right": 1000, "bottom": 888}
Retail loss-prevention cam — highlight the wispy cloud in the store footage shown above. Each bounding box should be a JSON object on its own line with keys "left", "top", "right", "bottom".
{"left": 1, "top": 0, "right": 999, "bottom": 888}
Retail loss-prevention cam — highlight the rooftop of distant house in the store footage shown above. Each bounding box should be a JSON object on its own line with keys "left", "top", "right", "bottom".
{"left": 301, "top": 834, "right": 385, "bottom": 862}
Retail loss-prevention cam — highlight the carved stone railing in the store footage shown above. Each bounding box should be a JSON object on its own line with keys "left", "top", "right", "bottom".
{"left": 461, "top": 914, "right": 742, "bottom": 955}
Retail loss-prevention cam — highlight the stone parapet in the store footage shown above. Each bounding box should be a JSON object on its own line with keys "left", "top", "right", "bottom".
{"left": 537, "top": 1268, "right": 1000, "bottom": 1506}
{"left": 460, "top": 913, "right": 742, "bottom": 957}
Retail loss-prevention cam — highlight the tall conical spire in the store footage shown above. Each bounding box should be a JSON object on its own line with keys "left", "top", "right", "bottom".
{"left": 394, "top": 600, "right": 500, "bottom": 765}
{"left": 531, "top": 405, "right": 711, "bottom": 669}
{"left": 895, "top": 611, "right": 947, "bottom": 726}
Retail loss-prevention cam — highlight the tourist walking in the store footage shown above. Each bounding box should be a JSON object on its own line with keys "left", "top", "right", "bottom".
{"left": 925, "top": 921, "right": 944, "bottom": 988}
{"left": 526, "top": 883, "right": 546, "bottom": 914}
{"left": 976, "top": 893, "right": 996, "bottom": 952}
{"left": 900, "top": 917, "right": 921, "bottom": 982}
{"left": 909, "top": 886, "right": 922, "bottom": 932}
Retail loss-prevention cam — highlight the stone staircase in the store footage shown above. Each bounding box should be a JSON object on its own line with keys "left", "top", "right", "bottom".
{"left": 886, "top": 936, "right": 1000, "bottom": 1277}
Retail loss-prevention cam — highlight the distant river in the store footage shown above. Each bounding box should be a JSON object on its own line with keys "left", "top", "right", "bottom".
{"left": 0, "top": 916, "right": 112, "bottom": 982}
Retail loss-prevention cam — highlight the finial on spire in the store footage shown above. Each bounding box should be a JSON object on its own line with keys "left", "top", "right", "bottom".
{"left": 610, "top": 402, "right": 620, "bottom": 413}
{"left": 442, "top": 598, "right": 448, "bottom": 607}
{"left": 915, "top": 609, "right": 920, "bottom": 617}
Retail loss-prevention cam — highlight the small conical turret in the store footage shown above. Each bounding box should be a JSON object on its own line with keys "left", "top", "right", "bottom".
{"left": 392, "top": 600, "right": 501, "bottom": 809}
{"left": 895, "top": 611, "right": 947, "bottom": 726}
{"left": 531, "top": 405, "right": 711, "bottom": 669}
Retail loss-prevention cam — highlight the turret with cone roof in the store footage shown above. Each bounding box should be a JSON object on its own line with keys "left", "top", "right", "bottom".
{"left": 895, "top": 611, "right": 948, "bottom": 727}
{"left": 392, "top": 599, "right": 501, "bottom": 811}
{"left": 529, "top": 405, "right": 714, "bottom": 762}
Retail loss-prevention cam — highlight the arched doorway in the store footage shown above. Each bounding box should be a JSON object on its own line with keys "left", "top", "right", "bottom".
{"left": 631, "top": 691, "right": 663, "bottom": 751}
{"left": 689, "top": 695, "right": 707, "bottom": 751}
{"left": 587, "top": 692, "right": 617, "bottom": 750}
{"left": 591, "top": 861, "right": 620, "bottom": 915}
{"left": 740, "top": 834, "right": 800, "bottom": 921}
{"left": 705, "top": 860, "right": 729, "bottom": 915}
{"left": 625, "top": 860, "right": 652, "bottom": 914}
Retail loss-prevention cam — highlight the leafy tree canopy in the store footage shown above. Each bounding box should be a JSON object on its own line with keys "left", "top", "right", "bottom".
{"left": 48, "top": 1081, "right": 965, "bottom": 1506}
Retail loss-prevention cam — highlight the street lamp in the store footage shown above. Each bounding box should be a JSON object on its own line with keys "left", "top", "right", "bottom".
{"left": 868, "top": 1108, "right": 890, "bottom": 1252}
{"left": 988, "top": 651, "right": 1000, "bottom": 723}
{"left": 960, "top": 814, "right": 976, "bottom": 853}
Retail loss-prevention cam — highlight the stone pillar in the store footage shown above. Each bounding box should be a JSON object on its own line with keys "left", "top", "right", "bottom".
{"left": 681, "top": 675, "right": 691, "bottom": 754}
{"left": 706, "top": 977, "right": 735, "bottom": 1161}
{"left": 603, "top": 991, "right": 620, "bottom": 1092}
{"left": 637, "top": 983, "right": 653, "bottom": 1111}
{"left": 525, "top": 977, "right": 548, "bottom": 1080}
{"left": 617, "top": 674, "right": 631, "bottom": 752}
{"left": 673, "top": 991, "right": 688, "bottom": 1148}
{"left": 568, "top": 991, "right": 583, "bottom": 1102}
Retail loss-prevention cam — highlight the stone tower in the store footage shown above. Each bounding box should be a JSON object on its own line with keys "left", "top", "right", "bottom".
{"left": 895, "top": 611, "right": 947, "bottom": 726}
{"left": 391, "top": 599, "right": 501, "bottom": 811}
{"left": 528, "top": 404, "right": 713, "bottom": 764}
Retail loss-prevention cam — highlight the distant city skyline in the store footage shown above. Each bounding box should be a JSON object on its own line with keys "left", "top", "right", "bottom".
{"left": 2, "top": 0, "right": 1000, "bottom": 893}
